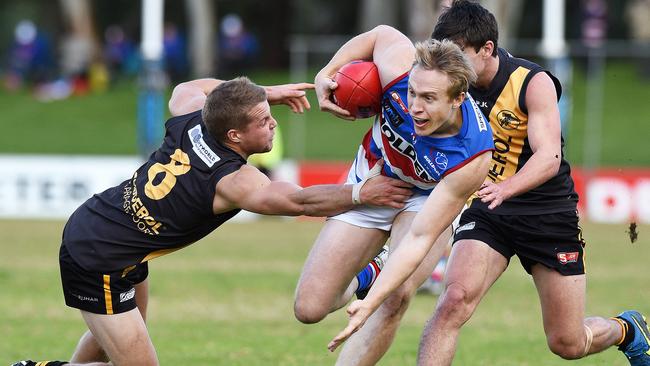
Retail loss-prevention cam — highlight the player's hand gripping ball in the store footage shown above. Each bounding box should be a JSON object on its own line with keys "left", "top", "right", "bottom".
{"left": 332, "top": 61, "right": 381, "bottom": 119}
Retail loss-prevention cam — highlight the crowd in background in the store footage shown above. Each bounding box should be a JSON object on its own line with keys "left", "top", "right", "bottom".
{"left": 1, "top": 13, "right": 259, "bottom": 101}
{"left": 2, "top": 0, "right": 650, "bottom": 103}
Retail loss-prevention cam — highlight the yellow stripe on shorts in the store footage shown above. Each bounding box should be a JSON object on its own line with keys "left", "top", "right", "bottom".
{"left": 103, "top": 274, "right": 113, "bottom": 315}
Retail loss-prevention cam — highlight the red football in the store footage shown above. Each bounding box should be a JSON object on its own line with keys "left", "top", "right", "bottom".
{"left": 332, "top": 61, "right": 382, "bottom": 119}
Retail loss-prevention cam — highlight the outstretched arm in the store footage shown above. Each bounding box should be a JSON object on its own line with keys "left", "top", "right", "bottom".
{"left": 168, "top": 78, "right": 314, "bottom": 117}
{"left": 327, "top": 152, "right": 492, "bottom": 351}
{"left": 213, "top": 162, "right": 413, "bottom": 217}
{"left": 315, "top": 25, "right": 415, "bottom": 120}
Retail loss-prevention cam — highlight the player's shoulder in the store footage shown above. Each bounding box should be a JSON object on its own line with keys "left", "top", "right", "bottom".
{"left": 218, "top": 164, "right": 265, "bottom": 190}
{"left": 227, "top": 163, "right": 255, "bottom": 178}
{"left": 374, "top": 27, "right": 413, "bottom": 91}
{"left": 499, "top": 48, "right": 541, "bottom": 72}
{"left": 214, "top": 163, "right": 269, "bottom": 207}
{"left": 173, "top": 112, "right": 245, "bottom": 171}
{"left": 165, "top": 109, "right": 202, "bottom": 129}
{"left": 444, "top": 149, "right": 491, "bottom": 184}
{"left": 499, "top": 48, "right": 561, "bottom": 100}
{"left": 462, "top": 94, "right": 492, "bottom": 137}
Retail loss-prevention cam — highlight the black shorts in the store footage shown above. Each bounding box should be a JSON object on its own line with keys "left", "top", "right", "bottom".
{"left": 59, "top": 244, "right": 148, "bottom": 314}
{"left": 453, "top": 208, "right": 586, "bottom": 276}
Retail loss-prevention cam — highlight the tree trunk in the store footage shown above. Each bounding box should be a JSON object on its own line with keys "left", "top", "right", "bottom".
{"left": 481, "top": 0, "right": 524, "bottom": 49}
{"left": 185, "top": 0, "right": 216, "bottom": 77}
{"left": 359, "top": 0, "right": 398, "bottom": 32}
{"left": 58, "top": 0, "right": 100, "bottom": 76}
{"left": 407, "top": 0, "right": 453, "bottom": 40}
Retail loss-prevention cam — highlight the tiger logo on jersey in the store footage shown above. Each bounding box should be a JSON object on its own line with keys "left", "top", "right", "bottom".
{"left": 497, "top": 110, "right": 522, "bottom": 130}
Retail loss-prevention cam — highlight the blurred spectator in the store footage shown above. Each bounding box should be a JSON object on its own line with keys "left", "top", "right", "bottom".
{"left": 218, "top": 14, "right": 259, "bottom": 77}
{"left": 33, "top": 33, "right": 106, "bottom": 101}
{"left": 103, "top": 24, "right": 139, "bottom": 82}
{"left": 59, "top": 32, "right": 96, "bottom": 96}
{"left": 581, "top": 0, "right": 607, "bottom": 48}
{"left": 32, "top": 79, "right": 73, "bottom": 102}
{"left": 3, "top": 20, "right": 56, "bottom": 91}
{"left": 625, "top": 0, "right": 650, "bottom": 79}
{"left": 163, "top": 23, "right": 189, "bottom": 83}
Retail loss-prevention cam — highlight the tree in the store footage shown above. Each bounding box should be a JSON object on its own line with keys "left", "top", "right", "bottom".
{"left": 184, "top": 0, "right": 216, "bottom": 77}
{"left": 58, "top": 0, "right": 100, "bottom": 77}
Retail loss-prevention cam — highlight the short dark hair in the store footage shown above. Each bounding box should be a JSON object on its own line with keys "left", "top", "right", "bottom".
{"left": 431, "top": 0, "right": 499, "bottom": 57}
{"left": 202, "top": 77, "right": 267, "bottom": 143}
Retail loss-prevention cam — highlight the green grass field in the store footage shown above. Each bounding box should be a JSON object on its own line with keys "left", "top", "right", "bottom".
{"left": 2, "top": 219, "right": 648, "bottom": 365}
{"left": 2, "top": 62, "right": 650, "bottom": 165}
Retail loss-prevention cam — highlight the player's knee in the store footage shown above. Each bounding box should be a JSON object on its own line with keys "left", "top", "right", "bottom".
{"left": 107, "top": 333, "right": 159, "bottom": 366}
{"left": 435, "top": 283, "right": 474, "bottom": 324}
{"left": 293, "top": 297, "right": 328, "bottom": 324}
{"left": 380, "top": 288, "right": 414, "bottom": 319}
{"left": 546, "top": 333, "right": 584, "bottom": 360}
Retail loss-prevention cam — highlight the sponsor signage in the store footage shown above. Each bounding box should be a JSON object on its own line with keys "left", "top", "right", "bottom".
{"left": 0, "top": 155, "right": 141, "bottom": 219}
{"left": 572, "top": 168, "right": 650, "bottom": 224}
{"left": 0, "top": 155, "right": 298, "bottom": 221}
{"left": 295, "top": 162, "right": 650, "bottom": 224}
{"left": 188, "top": 125, "right": 220, "bottom": 167}
{"left": 1, "top": 154, "right": 649, "bottom": 223}
{"left": 557, "top": 252, "right": 579, "bottom": 264}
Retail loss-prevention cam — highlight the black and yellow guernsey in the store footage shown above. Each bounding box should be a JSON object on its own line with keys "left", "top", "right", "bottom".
{"left": 63, "top": 110, "right": 246, "bottom": 272}
{"left": 469, "top": 48, "right": 578, "bottom": 215}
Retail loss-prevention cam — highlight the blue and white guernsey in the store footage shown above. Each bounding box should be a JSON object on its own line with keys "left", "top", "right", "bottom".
{"left": 348, "top": 72, "right": 495, "bottom": 194}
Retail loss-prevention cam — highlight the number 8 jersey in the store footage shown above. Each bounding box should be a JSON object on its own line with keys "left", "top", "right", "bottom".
{"left": 63, "top": 110, "right": 246, "bottom": 272}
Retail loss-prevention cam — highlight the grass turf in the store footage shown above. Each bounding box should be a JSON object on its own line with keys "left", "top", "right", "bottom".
{"left": 1, "top": 218, "right": 648, "bottom": 365}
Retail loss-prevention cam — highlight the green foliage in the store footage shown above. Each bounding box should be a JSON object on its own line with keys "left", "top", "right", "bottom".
{"left": 566, "top": 62, "right": 650, "bottom": 166}
{"left": 1, "top": 219, "right": 648, "bottom": 365}
{"left": 0, "top": 82, "right": 139, "bottom": 155}
{"left": 1, "top": 62, "right": 649, "bottom": 165}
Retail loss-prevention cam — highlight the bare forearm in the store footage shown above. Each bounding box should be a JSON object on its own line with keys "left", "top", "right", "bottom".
{"left": 293, "top": 172, "right": 412, "bottom": 216}
{"left": 507, "top": 72, "right": 563, "bottom": 197}
{"left": 502, "top": 151, "right": 560, "bottom": 197}
{"left": 362, "top": 179, "right": 473, "bottom": 308}
{"left": 291, "top": 184, "right": 355, "bottom": 217}
{"left": 364, "top": 232, "right": 433, "bottom": 308}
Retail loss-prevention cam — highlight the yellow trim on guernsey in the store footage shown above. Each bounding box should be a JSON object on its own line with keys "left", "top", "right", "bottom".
{"left": 103, "top": 274, "right": 113, "bottom": 315}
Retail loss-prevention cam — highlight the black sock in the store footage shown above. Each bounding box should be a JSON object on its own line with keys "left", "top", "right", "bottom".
{"left": 617, "top": 317, "right": 636, "bottom": 350}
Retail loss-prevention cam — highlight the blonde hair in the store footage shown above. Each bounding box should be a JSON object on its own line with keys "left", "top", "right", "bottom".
{"left": 413, "top": 39, "right": 477, "bottom": 99}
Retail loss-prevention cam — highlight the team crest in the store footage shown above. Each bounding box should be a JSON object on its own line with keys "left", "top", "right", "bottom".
{"left": 425, "top": 149, "right": 449, "bottom": 172}
{"left": 497, "top": 110, "right": 522, "bottom": 130}
{"left": 434, "top": 151, "right": 448, "bottom": 170}
{"left": 120, "top": 288, "right": 136, "bottom": 303}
